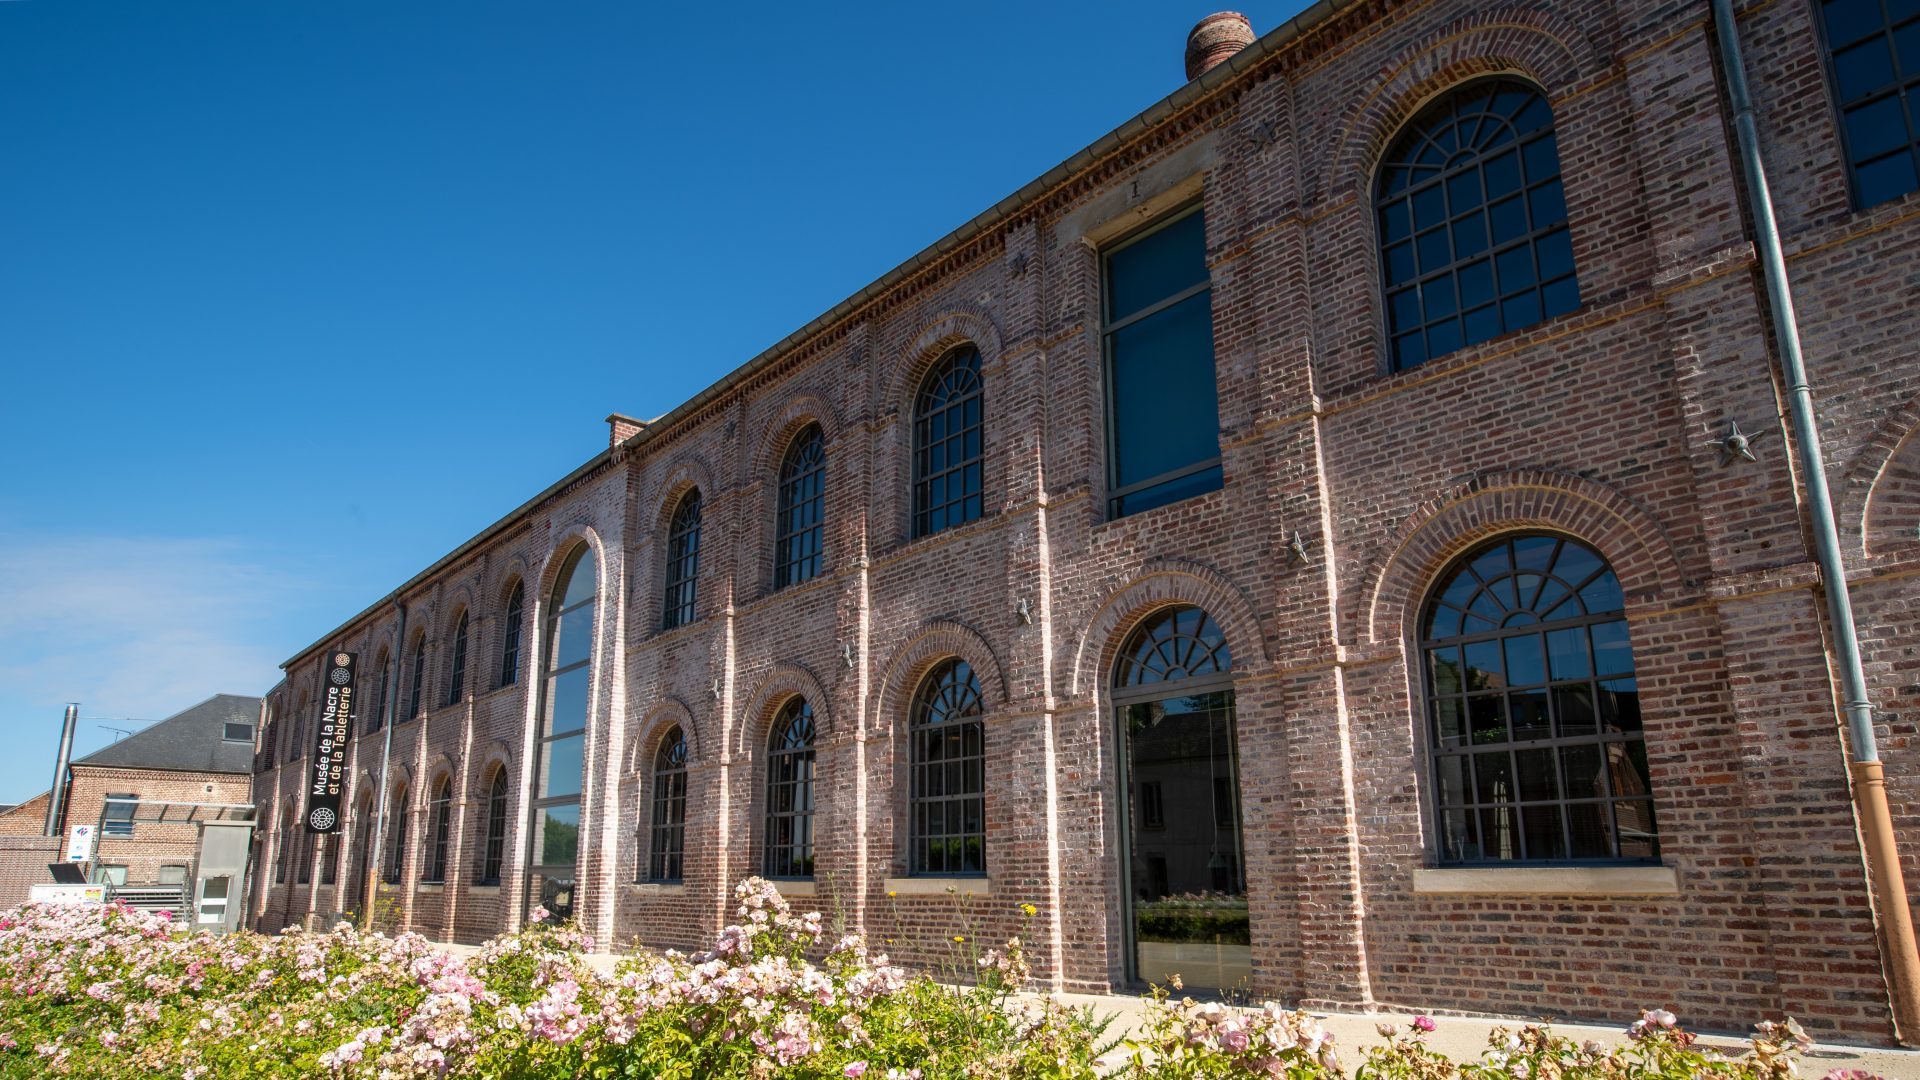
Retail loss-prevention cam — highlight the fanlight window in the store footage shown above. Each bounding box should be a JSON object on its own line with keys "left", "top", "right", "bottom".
{"left": 1377, "top": 79, "right": 1578, "bottom": 371}
{"left": 1115, "top": 605, "right": 1232, "bottom": 688}
{"left": 775, "top": 426, "right": 826, "bottom": 589}
{"left": 1421, "top": 534, "right": 1657, "bottom": 865}
{"left": 912, "top": 347, "right": 985, "bottom": 538}
{"left": 908, "top": 659, "right": 986, "bottom": 876}
{"left": 648, "top": 727, "right": 689, "bottom": 883}
{"left": 763, "top": 698, "right": 817, "bottom": 879}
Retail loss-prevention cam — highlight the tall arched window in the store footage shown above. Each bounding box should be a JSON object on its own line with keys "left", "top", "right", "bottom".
{"left": 367, "top": 648, "right": 390, "bottom": 733}
{"left": 662, "top": 491, "right": 703, "bottom": 630}
{"left": 424, "top": 777, "right": 453, "bottom": 883}
{"left": 774, "top": 426, "right": 826, "bottom": 589}
{"left": 648, "top": 726, "right": 689, "bottom": 883}
{"left": 350, "top": 791, "right": 375, "bottom": 900}
{"left": 908, "top": 659, "right": 985, "bottom": 876}
{"left": 912, "top": 347, "right": 985, "bottom": 538}
{"left": 531, "top": 545, "right": 595, "bottom": 916}
{"left": 446, "top": 613, "right": 469, "bottom": 706}
{"left": 1113, "top": 605, "right": 1245, "bottom": 989}
{"left": 1421, "top": 534, "right": 1657, "bottom": 864}
{"left": 499, "top": 582, "right": 524, "bottom": 688}
{"left": 275, "top": 806, "right": 289, "bottom": 884}
{"left": 385, "top": 785, "right": 409, "bottom": 884}
{"left": 763, "top": 699, "right": 816, "bottom": 879}
{"left": 407, "top": 634, "right": 427, "bottom": 720}
{"left": 1377, "top": 79, "right": 1578, "bottom": 371}
{"left": 476, "top": 768, "right": 509, "bottom": 885}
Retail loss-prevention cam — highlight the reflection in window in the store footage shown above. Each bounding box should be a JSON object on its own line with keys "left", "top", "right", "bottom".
{"left": 912, "top": 348, "right": 985, "bottom": 538}
{"left": 532, "top": 545, "right": 594, "bottom": 879}
{"left": 1377, "top": 80, "right": 1579, "bottom": 371}
{"left": 775, "top": 426, "right": 826, "bottom": 589}
{"left": 1103, "top": 206, "right": 1223, "bottom": 517}
{"left": 386, "top": 786, "right": 409, "bottom": 884}
{"left": 909, "top": 659, "right": 986, "bottom": 875}
{"left": 1422, "top": 534, "right": 1658, "bottom": 864}
{"left": 1819, "top": 0, "right": 1920, "bottom": 207}
{"left": 648, "top": 727, "right": 689, "bottom": 883}
{"left": 663, "top": 491, "right": 703, "bottom": 629}
{"left": 102, "top": 794, "right": 137, "bottom": 837}
{"left": 763, "top": 698, "right": 817, "bottom": 878}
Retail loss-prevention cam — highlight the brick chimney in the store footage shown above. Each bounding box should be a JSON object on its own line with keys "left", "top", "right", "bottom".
{"left": 607, "top": 413, "right": 647, "bottom": 449}
{"left": 1185, "top": 12, "right": 1255, "bottom": 81}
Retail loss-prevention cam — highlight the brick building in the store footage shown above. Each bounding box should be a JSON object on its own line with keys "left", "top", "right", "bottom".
{"left": 252, "top": 0, "right": 1920, "bottom": 1043}
{"left": 0, "top": 694, "right": 259, "bottom": 905}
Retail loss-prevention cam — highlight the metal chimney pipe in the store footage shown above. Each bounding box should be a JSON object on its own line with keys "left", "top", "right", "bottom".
{"left": 43, "top": 704, "right": 78, "bottom": 836}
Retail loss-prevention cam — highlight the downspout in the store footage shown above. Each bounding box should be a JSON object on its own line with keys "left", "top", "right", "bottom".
{"left": 1710, "top": 0, "right": 1920, "bottom": 1042}
{"left": 361, "top": 601, "right": 407, "bottom": 931}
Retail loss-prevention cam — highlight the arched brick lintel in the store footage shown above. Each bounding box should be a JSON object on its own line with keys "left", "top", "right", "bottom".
{"left": 1840, "top": 396, "right": 1920, "bottom": 556}
{"left": 1364, "top": 470, "right": 1685, "bottom": 645}
{"left": 631, "top": 697, "right": 701, "bottom": 772}
{"left": 1069, "top": 560, "right": 1273, "bottom": 700}
{"left": 868, "top": 617, "right": 1011, "bottom": 731}
{"left": 734, "top": 661, "right": 835, "bottom": 757}
{"left": 1324, "top": 9, "right": 1595, "bottom": 201}
{"left": 888, "top": 308, "right": 1005, "bottom": 411}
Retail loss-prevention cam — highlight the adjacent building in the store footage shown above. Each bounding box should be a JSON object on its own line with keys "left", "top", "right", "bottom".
{"left": 252, "top": 0, "right": 1920, "bottom": 1044}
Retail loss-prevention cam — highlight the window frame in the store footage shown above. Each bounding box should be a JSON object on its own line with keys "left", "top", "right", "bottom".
{"left": 910, "top": 346, "right": 987, "bottom": 539}
{"left": 773, "top": 425, "right": 826, "bottom": 590}
{"left": 1417, "top": 532, "right": 1660, "bottom": 867}
{"left": 423, "top": 777, "right": 453, "bottom": 883}
{"left": 476, "top": 768, "right": 509, "bottom": 886}
{"left": 529, "top": 544, "right": 595, "bottom": 878}
{"left": 661, "top": 491, "right": 704, "bottom": 630}
{"left": 906, "top": 658, "right": 987, "bottom": 877}
{"left": 385, "top": 786, "right": 409, "bottom": 885}
{"left": 408, "top": 636, "right": 427, "bottom": 721}
{"left": 499, "top": 582, "right": 524, "bottom": 688}
{"left": 101, "top": 793, "right": 138, "bottom": 838}
{"left": 1811, "top": 0, "right": 1920, "bottom": 210}
{"left": 647, "top": 727, "right": 689, "bottom": 883}
{"left": 762, "top": 698, "right": 817, "bottom": 880}
{"left": 446, "top": 612, "right": 469, "bottom": 707}
{"left": 1099, "top": 202, "right": 1224, "bottom": 518}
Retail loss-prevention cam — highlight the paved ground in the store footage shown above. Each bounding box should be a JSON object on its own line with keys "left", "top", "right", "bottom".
{"left": 438, "top": 944, "right": 1919, "bottom": 1076}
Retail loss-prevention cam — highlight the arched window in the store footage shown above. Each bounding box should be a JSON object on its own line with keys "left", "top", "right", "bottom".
{"left": 1421, "top": 534, "right": 1657, "bottom": 864}
{"left": 908, "top": 659, "right": 985, "bottom": 876}
{"left": 289, "top": 692, "right": 308, "bottom": 762}
{"left": 350, "top": 791, "right": 375, "bottom": 901}
{"left": 295, "top": 814, "right": 312, "bottom": 885}
{"left": 1377, "top": 79, "right": 1578, "bottom": 371}
{"left": 763, "top": 699, "right": 816, "bottom": 879}
{"left": 367, "top": 648, "right": 390, "bottom": 733}
{"left": 407, "top": 634, "right": 427, "bottom": 721}
{"left": 499, "top": 582, "right": 524, "bottom": 687}
{"left": 321, "top": 830, "right": 339, "bottom": 886}
{"left": 476, "top": 768, "right": 509, "bottom": 885}
{"left": 275, "top": 806, "right": 289, "bottom": 884}
{"left": 774, "top": 426, "right": 826, "bottom": 589}
{"left": 446, "top": 612, "right": 469, "bottom": 706}
{"left": 647, "top": 726, "right": 689, "bottom": 883}
{"left": 1112, "top": 604, "right": 1245, "bottom": 990}
{"left": 1818, "top": 0, "right": 1920, "bottom": 207}
{"left": 662, "top": 491, "right": 703, "bottom": 630}
{"left": 912, "top": 347, "right": 985, "bottom": 538}
{"left": 423, "top": 777, "right": 453, "bottom": 883}
{"left": 531, "top": 545, "right": 594, "bottom": 896}
{"left": 385, "top": 785, "right": 409, "bottom": 884}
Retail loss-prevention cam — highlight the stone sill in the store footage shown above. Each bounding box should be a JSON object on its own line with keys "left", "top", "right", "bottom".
{"left": 469, "top": 885, "right": 500, "bottom": 895}
{"left": 1411, "top": 866, "right": 1680, "bottom": 896}
{"left": 418, "top": 883, "right": 444, "bottom": 893}
{"left": 884, "top": 876, "right": 991, "bottom": 897}
{"left": 770, "top": 878, "right": 817, "bottom": 897}
{"left": 624, "top": 882, "right": 687, "bottom": 896}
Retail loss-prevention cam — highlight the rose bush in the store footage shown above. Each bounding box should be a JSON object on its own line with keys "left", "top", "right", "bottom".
{"left": 0, "top": 880, "right": 1876, "bottom": 1080}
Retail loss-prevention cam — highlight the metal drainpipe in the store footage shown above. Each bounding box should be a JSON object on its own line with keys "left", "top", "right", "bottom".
{"left": 1711, "top": 0, "right": 1920, "bottom": 1042}
{"left": 361, "top": 601, "right": 407, "bottom": 931}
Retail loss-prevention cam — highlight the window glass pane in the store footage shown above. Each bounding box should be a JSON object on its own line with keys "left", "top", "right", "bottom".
{"left": 555, "top": 605, "right": 594, "bottom": 668}
{"left": 1847, "top": 95, "right": 1912, "bottom": 159}
{"left": 1835, "top": 36, "right": 1897, "bottom": 100}
{"left": 560, "top": 552, "right": 597, "bottom": 607}
{"left": 540, "top": 733, "right": 584, "bottom": 798}
{"left": 547, "top": 666, "right": 589, "bottom": 736}
{"left": 1106, "top": 211, "right": 1207, "bottom": 321}
{"left": 535, "top": 804, "right": 579, "bottom": 868}
{"left": 1469, "top": 694, "right": 1508, "bottom": 743}
{"left": 1826, "top": 0, "right": 1887, "bottom": 47}
{"left": 1519, "top": 804, "right": 1567, "bottom": 860}
{"left": 1503, "top": 634, "right": 1546, "bottom": 686}
{"left": 1856, "top": 151, "right": 1920, "bottom": 206}
{"left": 1108, "top": 291, "right": 1220, "bottom": 491}
{"left": 1511, "top": 688, "right": 1552, "bottom": 741}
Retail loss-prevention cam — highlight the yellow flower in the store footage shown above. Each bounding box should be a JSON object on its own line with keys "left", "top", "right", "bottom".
{"left": 953, "top": 935, "right": 966, "bottom": 943}
{"left": 1020, "top": 903, "right": 1038, "bottom": 918}
{"left": 887, "top": 891, "right": 897, "bottom": 898}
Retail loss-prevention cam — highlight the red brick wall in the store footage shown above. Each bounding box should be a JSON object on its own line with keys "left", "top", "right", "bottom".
{"left": 252, "top": 0, "right": 1920, "bottom": 1045}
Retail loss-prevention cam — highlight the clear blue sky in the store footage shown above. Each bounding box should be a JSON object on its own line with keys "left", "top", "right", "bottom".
{"left": 0, "top": 1, "right": 1302, "bottom": 804}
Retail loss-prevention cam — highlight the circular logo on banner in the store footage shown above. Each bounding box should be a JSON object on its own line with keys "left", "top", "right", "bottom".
{"left": 308, "top": 807, "right": 337, "bottom": 831}
{"left": 330, "top": 668, "right": 350, "bottom": 686}
{"left": 334, "top": 653, "right": 351, "bottom": 667}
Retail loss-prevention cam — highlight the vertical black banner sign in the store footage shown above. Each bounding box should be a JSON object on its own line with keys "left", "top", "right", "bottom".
{"left": 305, "top": 652, "right": 356, "bottom": 833}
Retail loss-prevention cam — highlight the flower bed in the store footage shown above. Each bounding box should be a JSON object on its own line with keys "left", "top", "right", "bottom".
{"left": 0, "top": 878, "right": 1876, "bottom": 1079}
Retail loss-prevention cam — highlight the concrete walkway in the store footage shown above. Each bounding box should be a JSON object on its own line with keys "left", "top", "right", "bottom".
{"left": 437, "top": 944, "right": 1918, "bottom": 1077}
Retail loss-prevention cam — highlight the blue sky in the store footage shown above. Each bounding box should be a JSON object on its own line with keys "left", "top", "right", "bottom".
{"left": 0, "top": 1, "right": 1300, "bottom": 803}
